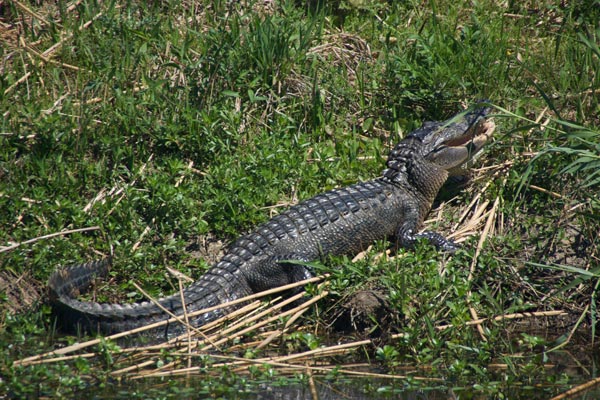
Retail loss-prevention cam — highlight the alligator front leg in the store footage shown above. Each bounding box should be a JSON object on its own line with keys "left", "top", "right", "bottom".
{"left": 398, "top": 227, "right": 459, "bottom": 252}
{"left": 395, "top": 201, "right": 459, "bottom": 252}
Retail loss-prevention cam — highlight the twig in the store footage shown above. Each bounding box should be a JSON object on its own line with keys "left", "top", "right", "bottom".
{"left": 256, "top": 338, "right": 371, "bottom": 364}
{"left": 5, "top": 7, "right": 104, "bottom": 95}
{"left": 198, "top": 291, "right": 308, "bottom": 349}
{"left": 130, "top": 281, "right": 224, "bottom": 350}
{"left": 117, "top": 293, "right": 325, "bottom": 378}
{"left": 0, "top": 226, "right": 100, "bottom": 253}
{"left": 546, "top": 305, "right": 589, "bottom": 353}
{"left": 83, "top": 189, "right": 107, "bottom": 213}
{"left": 133, "top": 352, "right": 443, "bottom": 382}
{"left": 3, "top": 72, "right": 32, "bottom": 96}
{"left": 452, "top": 180, "right": 492, "bottom": 231}
{"left": 256, "top": 296, "right": 315, "bottom": 350}
{"left": 201, "top": 290, "right": 328, "bottom": 352}
{"left": 307, "top": 363, "right": 319, "bottom": 400}
{"left": 466, "top": 195, "right": 500, "bottom": 341}
{"left": 12, "top": 0, "right": 52, "bottom": 26}
{"left": 528, "top": 184, "right": 563, "bottom": 199}
{"left": 18, "top": 309, "right": 565, "bottom": 370}
{"left": 168, "top": 300, "right": 263, "bottom": 343}
{"left": 436, "top": 310, "right": 567, "bottom": 330}
{"left": 42, "top": 11, "right": 104, "bottom": 58}
{"left": 131, "top": 223, "right": 152, "bottom": 252}
{"left": 21, "top": 41, "right": 82, "bottom": 71}
{"left": 110, "top": 359, "right": 157, "bottom": 376}
{"left": 549, "top": 374, "right": 600, "bottom": 400}
{"left": 177, "top": 277, "right": 193, "bottom": 371}
{"left": 447, "top": 200, "right": 490, "bottom": 241}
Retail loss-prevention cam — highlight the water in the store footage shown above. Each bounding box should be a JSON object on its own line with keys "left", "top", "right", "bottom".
{"left": 68, "top": 349, "right": 600, "bottom": 400}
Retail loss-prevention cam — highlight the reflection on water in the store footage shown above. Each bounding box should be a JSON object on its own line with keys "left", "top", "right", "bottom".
{"left": 254, "top": 381, "right": 444, "bottom": 400}
{"left": 16, "top": 330, "right": 600, "bottom": 399}
{"left": 77, "top": 377, "right": 450, "bottom": 400}
{"left": 72, "top": 363, "right": 600, "bottom": 400}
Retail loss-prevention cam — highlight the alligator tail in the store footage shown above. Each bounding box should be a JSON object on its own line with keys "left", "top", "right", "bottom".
{"left": 48, "top": 258, "right": 252, "bottom": 336}
{"left": 48, "top": 258, "right": 112, "bottom": 299}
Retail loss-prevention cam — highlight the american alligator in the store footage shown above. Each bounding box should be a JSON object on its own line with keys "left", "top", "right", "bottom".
{"left": 48, "top": 105, "right": 495, "bottom": 335}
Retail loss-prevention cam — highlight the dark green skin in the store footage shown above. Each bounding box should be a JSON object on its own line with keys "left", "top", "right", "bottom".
{"left": 48, "top": 107, "right": 492, "bottom": 335}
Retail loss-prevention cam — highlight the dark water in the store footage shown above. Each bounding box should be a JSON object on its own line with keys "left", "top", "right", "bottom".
{"left": 72, "top": 377, "right": 600, "bottom": 400}
{"left": 74, "top": 377, "right": 451, "bottom": 400}
{"left": 70, "top": 351, "right": 600, "bottom": 400}
{"left": 9, "top": 330, "right": 600, "bottom": 399}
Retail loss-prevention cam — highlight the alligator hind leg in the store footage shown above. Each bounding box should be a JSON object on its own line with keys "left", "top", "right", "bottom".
{"left": 243, "top": 253, "right": 319, "bottom": 310}
{"left": 246, "top": 254, "right": 315, "bottom": 294}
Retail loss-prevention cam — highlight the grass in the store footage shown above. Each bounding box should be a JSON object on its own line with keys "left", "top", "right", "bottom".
{"left": 1, "top": 0, "right": 599, "bottom": 398}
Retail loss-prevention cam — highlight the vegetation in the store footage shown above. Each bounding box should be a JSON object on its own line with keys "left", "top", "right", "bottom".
{"left": 1, "top": 0, "right": 599, "bottom": 398}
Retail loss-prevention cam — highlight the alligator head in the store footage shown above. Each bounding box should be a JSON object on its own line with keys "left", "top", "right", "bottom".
{"left": 382, "top": 106, "right": 495, "bottom": 190}
{"left": 415, "top": 107, "right": 495, "bottom": 176}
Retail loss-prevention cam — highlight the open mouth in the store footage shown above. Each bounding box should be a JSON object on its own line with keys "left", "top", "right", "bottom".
{"left": 445, "top": 119, "right": 496, "bottom": 149}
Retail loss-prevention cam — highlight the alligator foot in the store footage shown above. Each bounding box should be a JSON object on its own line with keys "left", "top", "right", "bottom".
{"left": 396, "top": 228, "right": 460, "bottom": 253}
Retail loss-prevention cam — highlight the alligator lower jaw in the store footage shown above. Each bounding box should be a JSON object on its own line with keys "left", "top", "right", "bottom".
{"left": 472, "top": 119, "right": 496, "bottom": 148}
{"left": 444, "top": 119, "right": 495, "bottom": 177}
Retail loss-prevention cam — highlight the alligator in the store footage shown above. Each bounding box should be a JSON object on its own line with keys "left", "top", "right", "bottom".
{"left": 48, "top": 105, "right": 495, "bottom": 336}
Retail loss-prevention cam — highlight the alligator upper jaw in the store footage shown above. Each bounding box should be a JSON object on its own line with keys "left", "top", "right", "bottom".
{"left": 427, "top": 119, "right": 496, "bottom": 174}
{"left": 444, "top": 119, "right": 495, "bottom": 149}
